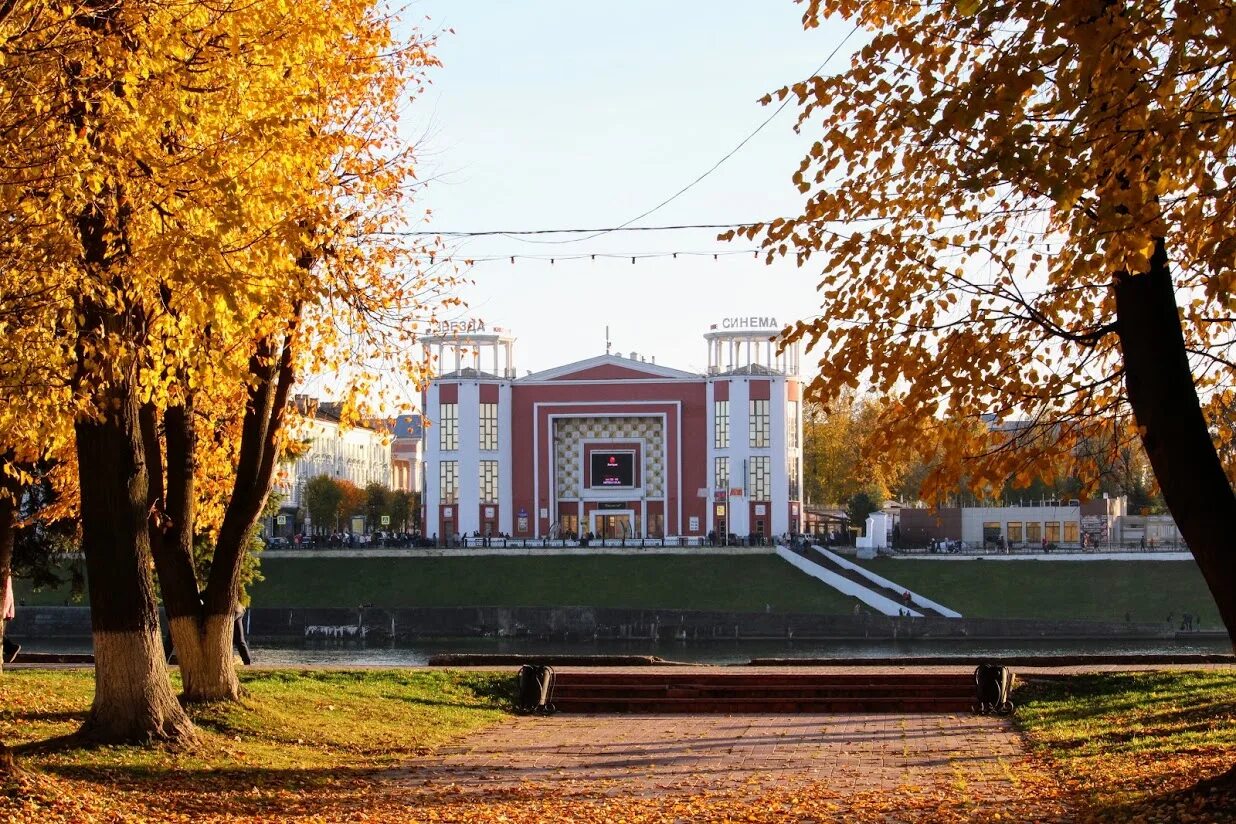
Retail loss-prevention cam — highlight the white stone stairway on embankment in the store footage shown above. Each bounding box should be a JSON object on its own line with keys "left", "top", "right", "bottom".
{"left": 777, "top": 545, "right": 962, "bottom": 619}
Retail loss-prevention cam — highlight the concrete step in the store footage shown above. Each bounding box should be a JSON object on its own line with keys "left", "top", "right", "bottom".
{"left": 551, "top": 696, "right": 976, "bottom": 714}
{"left": 555, "top": 684, "right": 974, "bottom": 700}
{"left": 554, "top": 672, "right": 972, "bottom": 684}
{"left": 548, "top": 671, "right": 977, "bottom": 714}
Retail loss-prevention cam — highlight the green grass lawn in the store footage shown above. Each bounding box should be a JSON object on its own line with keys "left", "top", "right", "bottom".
{"left": 0, "top": 668, "right": 512, "bottom": 821}
{"left": 3, "top": 668, "right": 1233, "bottom": 823}
{"left": 855, "top": 557, "right": 1222, "bottom": 625}
{"left": 14, "top": 555, "right": 860, "bottom": 613}
{"left": 1017, "top": 670, "right": 1236, "bottom": 820}
{"left": 246, "top": 555, "right": 860, "bottom": 613}
{"left": 11, "top": 569, "right": 84, "bottom": 607}
{"left": 17, "top": 555, "right": 1226, "bottom": 624}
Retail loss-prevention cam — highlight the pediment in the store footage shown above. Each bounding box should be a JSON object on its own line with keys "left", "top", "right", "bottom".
{"left": 522, "top": 354, "right": 699, "bottom": 382}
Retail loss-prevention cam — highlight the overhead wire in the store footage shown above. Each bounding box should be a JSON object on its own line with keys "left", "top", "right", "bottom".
{"left": 500, "top": 22, "right": 862, "bottom": 245}
{"left": 394, "top": 23, "right": 861, "bottom": 247}
{"left": 396, "top": 222, "right": 762, "bottom": 238}
{"left": 412, "top": 247, "right": 764, "bottom": 266}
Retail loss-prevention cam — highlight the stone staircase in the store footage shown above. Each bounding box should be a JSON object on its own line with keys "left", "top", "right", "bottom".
{"left": 794, "top": 547, "right": 949, "bottom": 617}
{"left": 550, "top": 671, "right": 976, "bottom": 714}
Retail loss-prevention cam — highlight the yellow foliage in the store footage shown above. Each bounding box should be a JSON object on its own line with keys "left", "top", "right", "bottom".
{"left": 760, "top": 0, "right": 1236, "bottom": 498}
{"left": 0, "top": 1, "right": 459, "bottom": 535}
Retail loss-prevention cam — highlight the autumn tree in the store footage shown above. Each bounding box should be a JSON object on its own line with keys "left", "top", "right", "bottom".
{"left": 846, "top": 489, "right": 883, "bottom": 534}
{"left": 338, "top": 480, "right": 367, "bottom": 531}
{"left": 365, "top": 482, "right": 391, "bottom": 531}
{"left": 305, "top": 476, "right": 344, "bottom": 536}
{"left": 0, "top": 0, "right": 455, "bottom": 738}
{"left": 390, "top": 490, "right": 414, "bottom": 532}
{"left": 802, "top": 391, "right": 915, "bottom": 505}
{"left": 740, "top": 1, "right": 1236, "bottom": 648}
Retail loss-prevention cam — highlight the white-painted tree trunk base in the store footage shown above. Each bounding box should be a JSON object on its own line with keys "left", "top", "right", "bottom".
{"left": 169, "top": 614, "right": 241, "bottom": 703}
{"left": 86, "top": 629, "right": 195, "bottom": 744}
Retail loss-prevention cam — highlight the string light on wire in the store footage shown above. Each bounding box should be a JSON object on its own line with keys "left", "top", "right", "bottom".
{"left": 392, "top": 221, "right": 763, "bottom": 238}
{"left": 415, "top": 248, "right": 763, "bottom": 267}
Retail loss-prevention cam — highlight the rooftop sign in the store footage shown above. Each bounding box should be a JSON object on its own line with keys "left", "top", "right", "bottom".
{"left": 711, "top": 316, "right": 778, "bottom": 331}
{"left": 430, "top": 318, "right": 486, "bottom": 335}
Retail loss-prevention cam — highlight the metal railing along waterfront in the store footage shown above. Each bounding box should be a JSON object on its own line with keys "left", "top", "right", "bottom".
{"left": 274, "top": 535, "right": 783, "bottom": 551}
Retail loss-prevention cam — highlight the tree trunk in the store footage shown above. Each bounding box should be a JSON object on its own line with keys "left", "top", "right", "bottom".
{"left": 173, "top": 319, "right": 298, "bottom": 703}
{"left": 0, "top": 474, "right": 16, "bottom": 676}
{"left": 75, "top": 385, "right": 195, "bottom": 743}
{"left": 1114, "top": 238, "right": 1236, "bottom": 648}
{"left": 147, "top": 399, "right": 241, "bottom": 701}
{"left": 168, "top": 613, "right": 240, "bottom": 701}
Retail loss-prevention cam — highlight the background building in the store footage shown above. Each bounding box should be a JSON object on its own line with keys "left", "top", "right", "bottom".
{"left": 898, "top": 495, "right": 1183, "bottom": 549}
{"left": 420, "top": 319, "right": 803, "bottom": 542}
{"left": 391, "top": 414, "right": 423, "bottom": 495}
{"left": 270, "top": 399, "right": 393, "bottom": 537}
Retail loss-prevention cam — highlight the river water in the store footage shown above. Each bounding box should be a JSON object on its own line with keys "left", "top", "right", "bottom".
{"left": 25, "top": 636, "right": 1230, "bottom": 666}
{"left": 266, "top": 636, "right": 1236, "bottom": 666}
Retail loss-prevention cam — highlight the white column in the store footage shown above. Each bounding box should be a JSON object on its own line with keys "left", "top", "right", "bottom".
{"left": 706, "top": 380, "right": 716, "bottom": 535}
{"left": 457, "top": 382, "right": 481, "bottom": 535}
{"left": 423, "top": 383, "right": 441, "bottom": 539}
{"left": 730, "top": 380, "right": 751, "bottom": 538}
{"left": 498, "top": 382, "right": 513, "bottom": 535}
{"left": 770, "top": 378, "right": 789, "bottom": 536}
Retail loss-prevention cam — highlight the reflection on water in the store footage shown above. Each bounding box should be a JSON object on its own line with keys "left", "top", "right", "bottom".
{"left": 21, "top": 635, "right": 1234, "bottom": 666}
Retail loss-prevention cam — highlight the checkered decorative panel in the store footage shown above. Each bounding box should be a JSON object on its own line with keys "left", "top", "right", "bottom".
{"left": 554, "top": 416, "right": 664, "bottom": 498}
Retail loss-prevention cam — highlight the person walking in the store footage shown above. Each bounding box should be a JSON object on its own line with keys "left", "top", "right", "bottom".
{"left": 233, "top": 604, "right": 252, "bottom": 665}
{"left": 2, "top": 575, "right": 19, "bottom": 664}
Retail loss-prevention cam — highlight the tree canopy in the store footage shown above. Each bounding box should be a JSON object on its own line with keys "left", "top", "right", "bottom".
{"left": 737, "top": 0, "right": 1235, "bottom": 491}
{"left": 741, "top": 1, "right": 1236, "bottom": 640}
{"left": 0, "top": 0, "right": 457, "bottom": 738}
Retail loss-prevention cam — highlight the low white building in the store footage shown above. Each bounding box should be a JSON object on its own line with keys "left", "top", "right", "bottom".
{"left": 899, "top": 495, "right": 1186, "bottom": 549}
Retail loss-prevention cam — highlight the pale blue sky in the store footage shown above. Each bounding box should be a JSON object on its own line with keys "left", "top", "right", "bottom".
{"left": 402, "top": 1, "right": 859, "bottom": 377}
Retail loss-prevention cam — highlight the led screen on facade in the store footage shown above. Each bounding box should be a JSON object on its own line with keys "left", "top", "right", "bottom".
{"left": 589, "top": 452, "right": 635, "bottom": 488}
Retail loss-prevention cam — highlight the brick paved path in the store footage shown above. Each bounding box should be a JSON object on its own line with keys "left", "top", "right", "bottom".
{"left": 401, "top": 712, "right": 1031, "bottom": 800}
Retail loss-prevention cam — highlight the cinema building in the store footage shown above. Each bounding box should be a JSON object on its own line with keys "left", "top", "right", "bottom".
{"left": 421, "top": 319, "right": 804, "bottom": 542}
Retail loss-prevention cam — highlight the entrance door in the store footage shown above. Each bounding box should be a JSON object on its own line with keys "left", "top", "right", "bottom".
{"left": 591, "top": 511, "right": 633, "bottom": 539}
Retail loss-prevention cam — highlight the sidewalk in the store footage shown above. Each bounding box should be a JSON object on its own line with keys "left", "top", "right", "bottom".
{"left": 391, "top": 709, "right": 1075, "bottom": 821}
{"left": 401, "top": 712, "right": 1028, "bottom": 798}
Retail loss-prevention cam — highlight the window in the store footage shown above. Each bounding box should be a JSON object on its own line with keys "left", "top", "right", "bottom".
{"left": 787, "top": 458, "right": 800, "bottom": 500}
{"left": 1063, "top": 522, "right": 1079, "bottom": 543}
{"left": 714, "top": 400, "right": 730, "bottom": 449}
{"left": 1045, "top": 522, "right": 1060, "bottom": 543}
{"left": 1007, "top": 522, "right": 1023, "bottom": 543}
{"left": 787, "top": 400, "right": 799, "bottom": 449}
{"left": 714, "top": 456, "right": 729, "bottom": 490}
{"left": 983, "top": 521, "right": 1001, "bottom": 541}
{"left": 1026, "top": 522, "right": 1041, "bottom": 543}
{"left": 439, "top": 402, "right": 458, "bottom": 451}
{"left": 749, "top": 456, "right": 771, "bottom": 500}
{"left": 750, "top": 399, "right": 770, "bottom": 448}
{"left": 479, "top": 460, "right": 499, "bottom": 504}
{"left": 479, "top": 403, "right": 498, "bottom": 450}
{"left": 439, "top": 460, "right": 458, "bottom": 504}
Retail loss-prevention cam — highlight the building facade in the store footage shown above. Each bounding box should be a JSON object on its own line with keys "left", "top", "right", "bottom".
{"left": 271, "top": 400, "right": 393, "bottom": 536}
{"left": 391, "top": 413, "right": 423, "bottom": 495}
{"left": 898, "top": 495, "right": 1183, "bottom": 548}
{"left": 421, "top": 319, "right": 804, "bottom": 541}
